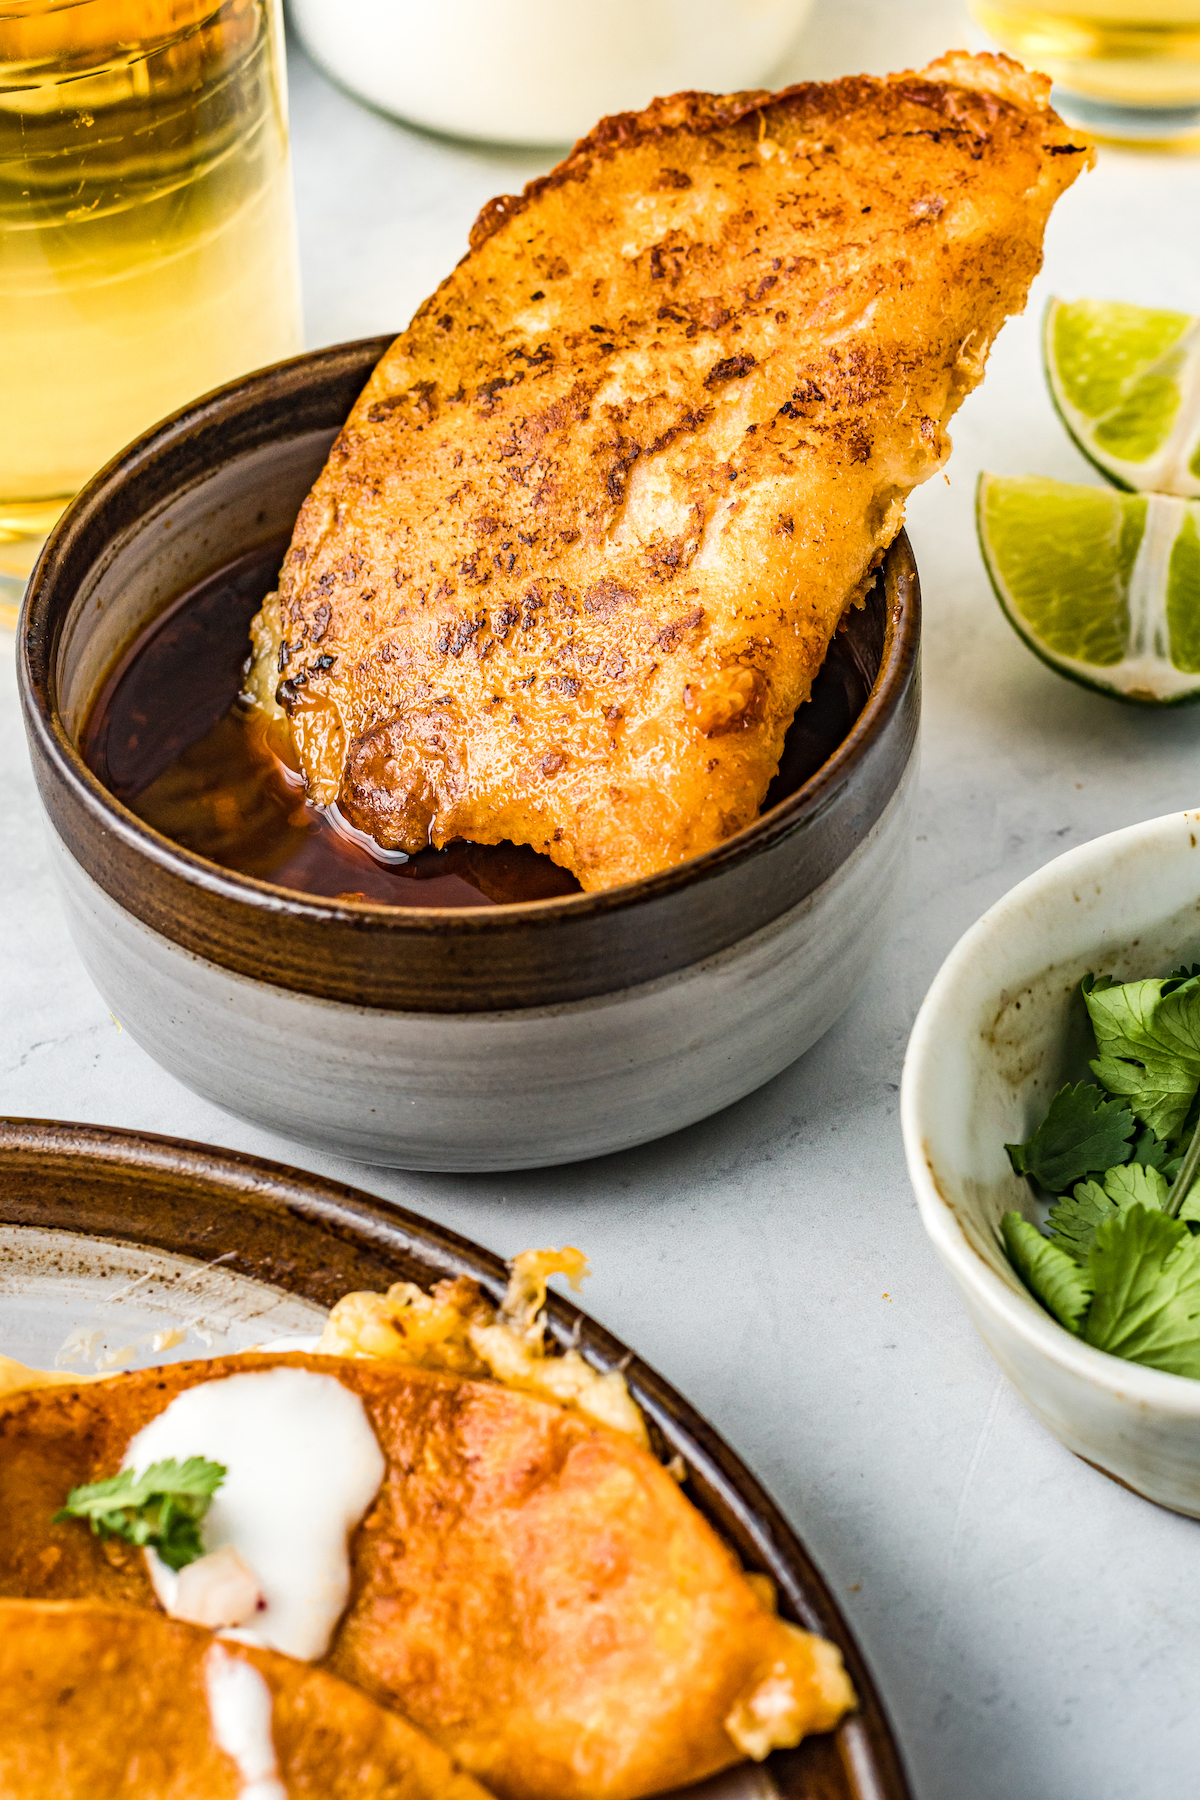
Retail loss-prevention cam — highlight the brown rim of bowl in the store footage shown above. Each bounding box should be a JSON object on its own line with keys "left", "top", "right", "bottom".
{"left": 20, "top": 339, "right": 920, "bottom": 1013}
{"left": 0, "top": 1115, "right": 912, "bottom": 1800}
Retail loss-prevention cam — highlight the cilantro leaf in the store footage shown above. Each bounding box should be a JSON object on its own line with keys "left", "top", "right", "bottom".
{"left": 1001, "top": 1212, "right": 1093, "bottom": 1332}
{"left": 55, "top": 1456, "right": 225, "bottom": 1571}
{"left": 1084, "top": 1204, "right": 1200, "bottom": 1377}
{"left": 1005, "top": 1083, "right": 1136, "bottom": 1193}
{"left": 1131, "top": 1125, "right": 1179, "bottom": 1176}
{"left": 1047, "top": 1162, "right": 1169, "bottom": 1263}
{"left": 1048, "top": 1179, "right": 1117, "bottom": 1263}
{"left": 1104, "top": 1161, "right": 1171, "bottom": 1211}
{"left": 1085, "top": 972, "right": 1200, "bottom": 1142}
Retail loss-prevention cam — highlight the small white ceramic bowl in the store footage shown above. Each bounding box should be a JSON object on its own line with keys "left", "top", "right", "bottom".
{"left": 901, "top": 808, "right": 1200, "bottom": 1518}
{"left": 289, "top": 0, "right": 817, "bottom": 149}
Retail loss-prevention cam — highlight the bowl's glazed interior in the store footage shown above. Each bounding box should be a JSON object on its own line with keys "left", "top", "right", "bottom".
{"left": 52, "top": 422, "right": 345, "bottom": 754}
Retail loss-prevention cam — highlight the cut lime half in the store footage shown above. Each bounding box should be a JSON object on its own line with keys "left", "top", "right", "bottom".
{"left": 1045, "top": 298, "right": 1200, "bottom": 498}
{"left": 978, "top": 473, "right": 1200, "bottom": 704}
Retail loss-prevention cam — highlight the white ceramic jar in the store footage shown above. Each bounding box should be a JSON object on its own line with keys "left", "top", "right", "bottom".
{"left": 288, "top": 0, "right": 818, "bottom": 147}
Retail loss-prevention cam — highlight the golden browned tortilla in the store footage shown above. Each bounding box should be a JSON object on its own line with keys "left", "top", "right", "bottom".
{"left": 247, "top": 51, "right": 1090, "bottom": 891}
{"left": 0, "top": 1599, "right": 491, "bottom": 1799}
{"left": 0, "top": 1353, "right": 851, "bottom": 1800}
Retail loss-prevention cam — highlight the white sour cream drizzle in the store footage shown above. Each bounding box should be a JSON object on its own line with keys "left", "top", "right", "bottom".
{"left": 204, "top": 1643, "right": 287, "bottom": 1800}
{"left": 126, "top": 1367, "right": 385, "bottom": 1661}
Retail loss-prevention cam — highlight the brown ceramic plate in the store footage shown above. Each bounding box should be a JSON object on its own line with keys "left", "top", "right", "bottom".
{"left": 0, "top": 1117, "right": 910, "bottom": 1800}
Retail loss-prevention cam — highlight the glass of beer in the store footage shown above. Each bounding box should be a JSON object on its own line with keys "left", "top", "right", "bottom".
{"left": 0, "top": 0, "right": 303, "bottom": 615}
{"left": 971, "top": 0, "right": 1200, "bottom": 143}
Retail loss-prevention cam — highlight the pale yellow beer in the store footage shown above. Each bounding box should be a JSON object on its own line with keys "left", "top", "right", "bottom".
{"left": 972, "top": 0, "right": 1200, "bottom": 117}
{"left": 0, "top": 0, "right": 302, "bottom": 591}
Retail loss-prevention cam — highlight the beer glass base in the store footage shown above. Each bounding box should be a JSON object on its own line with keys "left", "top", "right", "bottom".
{"left": 0, "top": 498, "right": 68, "bottom": 628}
{"left": 0, "top": 572, "right": 27, "bottom": 631}
{"left": 1050, "top": 88, "right": 1200, "bottom": 149}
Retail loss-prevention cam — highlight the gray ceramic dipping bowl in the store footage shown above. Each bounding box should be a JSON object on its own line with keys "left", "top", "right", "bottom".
{"left": 20, "top": 340, "right": 920, "bottom": 1171}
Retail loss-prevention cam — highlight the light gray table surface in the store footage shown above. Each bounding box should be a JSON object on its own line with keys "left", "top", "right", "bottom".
{"left": 4, "top": 3, "right": 1200, "bottom": 1796}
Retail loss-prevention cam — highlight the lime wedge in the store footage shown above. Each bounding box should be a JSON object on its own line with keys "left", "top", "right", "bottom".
{"left": 1045, "top": 298, "right": 1200, "bottom": 498}
{"left": 977, "top": 473, "right": 1200, "bottom": 704}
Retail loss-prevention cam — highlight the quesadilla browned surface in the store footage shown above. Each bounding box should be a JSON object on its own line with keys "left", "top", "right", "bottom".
{"left": 0, "top": 1598, "right": 491, "bottom": 1798}
{"left": 248, "top": 51, "right": 1089, "bottom": 891}
{"left": 1, "top": 1351, "right": 851, "bottom": 1800}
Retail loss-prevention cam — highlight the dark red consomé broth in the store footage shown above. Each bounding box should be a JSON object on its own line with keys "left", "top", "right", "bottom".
{"left": 82, "top": 539, "right": 872, "bottom": 909}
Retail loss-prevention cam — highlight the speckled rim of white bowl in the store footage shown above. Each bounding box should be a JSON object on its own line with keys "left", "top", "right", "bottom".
{"left": 901, "top": 808, "right": 1200, "bottom": 1423}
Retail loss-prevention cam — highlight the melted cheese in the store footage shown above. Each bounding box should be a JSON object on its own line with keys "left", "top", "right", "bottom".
{"left": 0, "top": 1354, "right": 98, "bottom": 1401}
{"left": 317, "top": 1248, "right": 650, "bottom": 1446}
